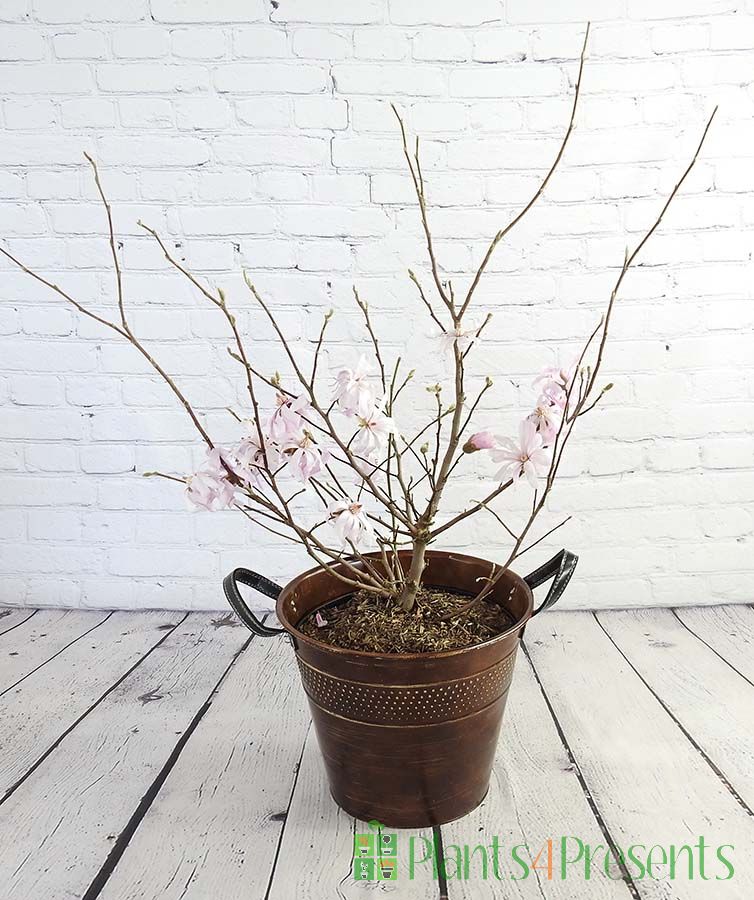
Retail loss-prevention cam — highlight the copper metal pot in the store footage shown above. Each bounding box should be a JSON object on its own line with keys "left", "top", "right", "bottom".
{"left": 223, "top": 548, "right": 577, "bottom": 828}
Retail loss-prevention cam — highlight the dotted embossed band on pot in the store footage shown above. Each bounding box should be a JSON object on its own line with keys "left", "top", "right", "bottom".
{"left": 297, "top": 650, "right": 517, "bottom": 726}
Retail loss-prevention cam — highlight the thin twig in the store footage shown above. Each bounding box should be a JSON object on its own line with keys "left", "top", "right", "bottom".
{"left": 392, "top": 104, "right": 453, "bottom": 315}
{"left": 459, "top": 23, "right": 590, "bottom": 319}
{"left": 518, "top": 516, "right": 573, "bottom": 558}
{"left": 352, "top": 287, "right": 386, "bottom": 393}
{"left": 470, "top": 106, "right": 717, "bottom": 605}
{"left": 408, "top": 269, "right": 446, "bottom": 332}
{"left": 84, "top": 153, "right": 126, "bottom": 331}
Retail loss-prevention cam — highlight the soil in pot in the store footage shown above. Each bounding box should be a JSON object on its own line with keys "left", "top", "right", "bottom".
{"left": 298, "top": 585, "right": 515, "bottom": 654}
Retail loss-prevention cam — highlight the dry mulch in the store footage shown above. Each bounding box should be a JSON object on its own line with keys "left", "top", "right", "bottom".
{"left": 298, "top": 585, "right": 515, "bottom": 654}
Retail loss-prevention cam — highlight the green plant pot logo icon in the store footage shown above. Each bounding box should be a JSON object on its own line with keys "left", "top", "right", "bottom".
{"left": 353, "top": 858, "right": 375, "bottom": 881}
{"left": 354, "top": 834, "right": 374, "bottom": 857}
{"left": 353, "top": 824, "right": 399, "bottom": 881}
{"left": 380, "top": 833, "right": 397, "bottom": 856}
{"left": 379, "top": 858, "right": 397, "bottom": 881}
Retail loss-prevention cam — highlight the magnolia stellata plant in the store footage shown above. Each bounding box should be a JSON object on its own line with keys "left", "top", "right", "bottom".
{"left": 1, "top": 29, "right": 716, "bottom": 615}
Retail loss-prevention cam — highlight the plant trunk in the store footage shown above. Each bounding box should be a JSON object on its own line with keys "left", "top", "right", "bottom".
{"left": 397, "top": 538, "right": 428, "bottom": 611}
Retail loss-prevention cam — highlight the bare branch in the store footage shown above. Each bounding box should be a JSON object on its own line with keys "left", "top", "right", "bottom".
{"left": 84, "top": 154, "right": 127, "bottom": 331}
{"left": 481, "top": 502, "right": 519, "bottom": 541}
{"left": 392, "top": 103, "right": 453, "bottom": 315}
{"left": 429, "top": 479, "right": 513, "bottom": 540}
{"left": 142, "top": 470, "right": 186, "bottom": 484}
{"left": 470, "top": 105, "right": 717, "bottom": 605}
{"left": 0, "top": 241, "right": 216, "bottom": 453}
{"left": 0, "top": 244, "right": 128, "bottom": 338}
{"left": 310, "top": 308, "right": 333, "bottom": 388}
{"left": 408, "top": 269, "right": 446, "bottom": 332}
{"left": 518, "top": 516, "right": 573, "bottom": 558}
{"left": 459, "top": 23, "right": 590, "bottom": 319}
{"left": 585, "top": 105, "right": 718, "bottom": 399}
{"left": 352, "top": 287, "right": 386, "bottom": 393}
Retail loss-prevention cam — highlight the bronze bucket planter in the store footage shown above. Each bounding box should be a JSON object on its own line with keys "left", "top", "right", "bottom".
{"left": 223, "top": 548, "right": 577, "bottom": 828}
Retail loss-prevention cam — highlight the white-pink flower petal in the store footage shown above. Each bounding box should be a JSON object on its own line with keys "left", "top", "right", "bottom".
{"left": 352, "top": 408, "right": 396, "bottom": 458}
{"left": 328, "top": 499, "right": 373, "bottom": 547}
{"left": 333, "top": 355, "right": 376, "bottom": 418}
{"left": 268, "top": 392, "right": 310, "bottom": 444}
{"left": 491, "top": 420, "right": 550, "bottom": 487}
{"left": 186, "top": 448, "right": 235, "bottom": 510}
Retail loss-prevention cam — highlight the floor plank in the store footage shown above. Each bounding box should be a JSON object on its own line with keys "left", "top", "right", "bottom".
{"left": 265, "top": 727, "right": 354, "bottom": 900}
{"left": 674, "top": 605, "right": 754, "bottom": 684}
{"left": 443, "top": 651, "right": 635, "bottom": 899}
{"left": 2, "top": 604, "right": 753, "bottom": 898}
{"left": 0, "top": 608, "right": 37, "bottom": 636}
{"left": 267, "top": 727, "right": 439, "bottom": 900}
{"left": 0, "top": 609, "right": 110, "bottom": 693}
{"left": 0, "top": 610, "right": 181, "bottom": 799}
{"left": 525, "top": 610, "right": 754, "bottom": 900}
{"left": 0, "top": 614, "right": 249, "bottom": 900}
{"left": 96, "top": 637, "right": 310, "bottom": 900}
{"left": 597, "top": 608, "right": 754, "bottom": 814}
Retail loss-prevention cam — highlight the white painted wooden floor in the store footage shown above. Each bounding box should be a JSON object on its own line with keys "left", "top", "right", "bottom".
{"left": 0, "top": 604, "right": 753, "bottom": 900}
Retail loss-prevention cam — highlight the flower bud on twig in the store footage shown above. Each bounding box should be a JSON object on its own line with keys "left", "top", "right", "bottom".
{"left": 463, "top": 431, "right": 496, "bottom": 454}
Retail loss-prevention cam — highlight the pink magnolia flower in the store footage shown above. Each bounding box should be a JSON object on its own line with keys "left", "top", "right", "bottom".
{"left": 227, "top": 431, "right": 279, "bottom": 486}
{"left": 186, "top": 448, "right": 235, "bottom": 510}
{"left": 491, "top": 420, "right": 550, "bottom": 488}
{"left": 545, "top": 384, "right": 569, "bottom": 413}
{"left": 268, "top": 392, "right": 310, "bottom": 444}
{"left": 533, "top": 358, "right": 578, "bottom": 406}
{"left": 314, "top": 611, "right": 328, "bottom": 627}
{"left": 328, "top": 499, "right": 373, "bottom": 547}
{"left": 463, "top": 430, "right": 497, "bottom": 454}
{"left": 285, "top": 431, "right": 329, "bottom": 483}
{"left": 333, "top": 355, "right": 376, "bottom": 418}
{"left": 527, "top": 400, "right": 562, "bottom": 446}
{"left": 439, "top": 322, "right": 482, "bottom": 355}
{"left": 352, "top": 407, "right": 396, "bottom": 458}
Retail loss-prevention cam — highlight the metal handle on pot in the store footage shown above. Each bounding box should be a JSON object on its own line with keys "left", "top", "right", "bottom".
{"left": 524, "top": 549, "right": 578, "bottom": 616}
{"left": 222, "top": 567, "right": 286, "bottom": 637}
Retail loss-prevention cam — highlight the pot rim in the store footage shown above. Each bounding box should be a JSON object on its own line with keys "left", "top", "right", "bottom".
{"left": 275, "top": 549, "right": 534, "bottom": 662}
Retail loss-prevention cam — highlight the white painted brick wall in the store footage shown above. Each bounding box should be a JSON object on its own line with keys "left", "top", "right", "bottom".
{"left": 1, "top": 1, "right": 753, "bottom": 612}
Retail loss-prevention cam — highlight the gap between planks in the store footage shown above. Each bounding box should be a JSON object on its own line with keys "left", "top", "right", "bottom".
{"left": 0, "top": 608, "right": 113, "bottom": 696}
{"left": 525, "top": 609, "right": 754, "bottom": 900}
{"left": 0, "top": 608, "right": 38, "bottom": 637}
{"left": 0, "top": 613, "right": 251, "bottom": 900}
{"left": 595, "top": 606, "right": 754, "bottom": 817}
{"left": 82, "top": 633, "right": 254, "bottom": 900}
{"left": 0, "top": 611, "right": 189, "bottom": 804}
{"left": 95, "top": 633, "right": 312, "bottom": 900}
